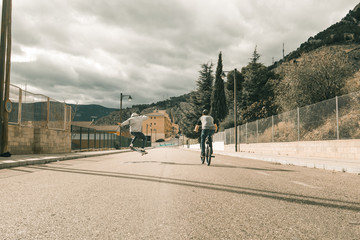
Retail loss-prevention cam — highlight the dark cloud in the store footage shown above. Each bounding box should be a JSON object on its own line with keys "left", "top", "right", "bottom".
{"left": 7, "top": 0, "right": 360, "bottom": 108}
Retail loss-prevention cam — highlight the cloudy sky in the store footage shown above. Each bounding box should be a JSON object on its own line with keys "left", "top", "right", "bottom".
{"left": 6, "top": 0, "right": 360, "bottom": 108}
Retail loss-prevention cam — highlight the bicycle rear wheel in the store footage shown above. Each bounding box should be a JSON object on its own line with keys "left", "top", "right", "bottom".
{"left": 205, "top": 144, "right": 211, "bottom": 166}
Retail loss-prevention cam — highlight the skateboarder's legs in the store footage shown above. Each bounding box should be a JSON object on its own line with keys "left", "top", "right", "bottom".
{"left": 130, "top": 131, "right": 146, "bottom": 149}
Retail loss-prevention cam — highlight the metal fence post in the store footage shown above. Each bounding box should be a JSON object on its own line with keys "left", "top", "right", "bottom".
{"left": 297, "top": 107, "right": 300, "bottom": 141}
{"left": 87, "top": 128, "right": 90, "bottom": 149}
{"left": 46, "top": 97, "right": 50, "bottom": 129}
{"left": 94, "top": 130, "right": 97, "bottom": 149}
{"left": 246, "top": 123, "right": 248, "bottom": 144}
{"left": 71, "top": 125, "right": 73, "bottom": 150}
{"left": 18, "top": 88, "right": 22, "bottom": 124}
{"left": 79, "top": 127, "right": 82, "bottom": 151}
{"left": 256, "top": 120, "right": 259, "bottom": 143}
{"left": 272, "top": 115, "right": 274, "bottom": 142}
{"left": 336, "top": 96, "right": 339, "bottom": 140}
{"left": 63, "top": 104, "right": 66, "bottom": 130}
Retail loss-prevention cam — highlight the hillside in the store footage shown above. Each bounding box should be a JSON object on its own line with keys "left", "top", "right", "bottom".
{"left": 89, "top": 93, "right": 191, "bottom": 126}
{"left": 70, "top": 104, "right": 117, "bottom": 122}
{"left": 271, "top": 3, "right": 360, "bottom": 68}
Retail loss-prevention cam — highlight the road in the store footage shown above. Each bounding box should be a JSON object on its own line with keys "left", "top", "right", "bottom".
{"left": 0, "top": 148, "right": 359, "bottom": 239}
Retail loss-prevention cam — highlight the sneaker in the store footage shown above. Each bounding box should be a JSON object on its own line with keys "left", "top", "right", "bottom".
{"left": 140, "top": 148, "right": 145, "bottom": 152}
{"left": 129, "top": 144, "right": 134, "bottom": 148}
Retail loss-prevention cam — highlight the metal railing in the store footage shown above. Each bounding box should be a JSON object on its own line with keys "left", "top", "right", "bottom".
{"left": 215, "top": 91, "right": 360, "bottom": 144}
{"left": 70, "top": 126, "right": 154, "bottom": 151}
{"left": 8, "top": 84, "right": 71, "bottom": 130}
{"left": 71, "top": 126, "right": 120, "bottom": 150}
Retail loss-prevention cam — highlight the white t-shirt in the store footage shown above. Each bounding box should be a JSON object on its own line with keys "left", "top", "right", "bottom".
{"left": 121, "top": 115, "right": 148, "bottom": 132}
{"left": 197, "top": 115, "right": 216, "bottom": 130}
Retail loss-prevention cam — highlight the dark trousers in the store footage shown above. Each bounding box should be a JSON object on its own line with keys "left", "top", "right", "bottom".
{"left": 131, "top": 132, "right": 146, "bottom": 148}
{"left": 201, "top": 129, "right": 215, "bottom": 155}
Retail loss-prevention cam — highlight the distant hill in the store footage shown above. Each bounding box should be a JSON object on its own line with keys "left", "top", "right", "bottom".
{"left": 70, "top": 104, "right": 117, "bottom": 122}
{"left": 69, "top": 93, "right": 191, "bottom": 125}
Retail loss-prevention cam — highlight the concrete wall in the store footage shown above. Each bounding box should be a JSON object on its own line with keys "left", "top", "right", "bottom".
{"left": 224, "top": 140, "right": 360, "bottom": 160}
{"left": 8, "top": 125, "right": 71, "bottom": 154}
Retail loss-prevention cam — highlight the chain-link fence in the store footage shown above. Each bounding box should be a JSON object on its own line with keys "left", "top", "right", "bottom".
{"left": 219, "top": 91, "right": 360, "bottom": 145}
{"left": 8, "top": 84, "right": 71, "bottom": 130}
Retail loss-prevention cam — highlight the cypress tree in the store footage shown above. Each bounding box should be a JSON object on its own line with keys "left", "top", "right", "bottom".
{"left": 210, "top": 52, "right": 228, "bottom": 122}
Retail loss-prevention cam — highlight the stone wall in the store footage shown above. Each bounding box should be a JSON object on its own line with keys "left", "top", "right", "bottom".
{"left": 8, "top": 125, "right": 71, "bottom": 154}
{"left": 224, "top": 140, "right": 360, "bottom": 161}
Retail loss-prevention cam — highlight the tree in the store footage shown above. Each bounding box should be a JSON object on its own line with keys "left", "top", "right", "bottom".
{"left": 274, "top": 46, "right": 356, "bottom": 111}
{"left": 241, "top": 46, "right": 277, "bottom": 122}
{"left": 196, "top": 62, "right": 214, "bottom": 111}
{"left": 178, "top": 62, "right": 215, "bottom": 138}
{"left": 210, "top": 52, "right": 228, "bottom": 122}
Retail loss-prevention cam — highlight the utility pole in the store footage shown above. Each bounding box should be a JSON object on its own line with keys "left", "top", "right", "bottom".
{"left": 119, "top": 93, "right": 132, "bottom": 148}
{"left": 0, "top": 0, "right": 12, "bottom": 155}
{"left": 282, "top": 43, "right": 285, "bottom": 59}
{"left": 234, "top": 68, "right": 237, "bottom": 152}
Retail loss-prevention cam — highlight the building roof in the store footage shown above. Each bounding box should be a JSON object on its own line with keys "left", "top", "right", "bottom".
{"left": 92, "top": 125, "right": 119, "bottom": 132}
{"left": 72, "top": 122, "right": 118, "bottom": 132}
{"left": 71, "top": 121, "right": 93, "bottom": 128}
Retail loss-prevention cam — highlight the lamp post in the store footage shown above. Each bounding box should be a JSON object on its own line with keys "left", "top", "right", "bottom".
{"left": 119, "top": 93, "right": 132, "bottom": 148}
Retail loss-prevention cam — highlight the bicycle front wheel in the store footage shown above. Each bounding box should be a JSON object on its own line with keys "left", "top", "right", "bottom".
{"left": 206, "top": 144, "right": 211, "bottom": 166}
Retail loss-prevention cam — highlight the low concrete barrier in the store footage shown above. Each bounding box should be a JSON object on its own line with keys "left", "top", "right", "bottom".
{"left": 225, "top": 140, "right": 360, "bottom": 161}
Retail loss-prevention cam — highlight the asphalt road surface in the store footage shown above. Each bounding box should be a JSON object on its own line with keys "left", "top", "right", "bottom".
{"left": 0, "top": 148, "right": 359, "bottom": 239}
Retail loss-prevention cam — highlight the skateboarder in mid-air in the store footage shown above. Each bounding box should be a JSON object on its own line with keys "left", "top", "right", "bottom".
{"left": 121, "top": 113, "right": 148, "bottom": 153}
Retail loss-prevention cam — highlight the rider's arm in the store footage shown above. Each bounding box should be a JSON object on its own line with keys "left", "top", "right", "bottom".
{"left": 194, "top": 124, "right": 199, "bottom": 133}
{"left": 194, "top": 118, "right": 202, "bottom": 133}
{"left": 120, "top": 119, "right": 130, "bottom": 127}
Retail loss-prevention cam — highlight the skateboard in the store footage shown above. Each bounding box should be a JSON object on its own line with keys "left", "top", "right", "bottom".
{"left": 130, "top": 146, "right": 148, "bottom": 156}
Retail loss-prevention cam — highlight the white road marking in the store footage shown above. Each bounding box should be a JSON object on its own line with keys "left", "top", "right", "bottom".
{"left": 291, "top": 181, "right": 321, "bottom": 189}
{"left": 256, "top": 171, "right": 270, "bottom": 176}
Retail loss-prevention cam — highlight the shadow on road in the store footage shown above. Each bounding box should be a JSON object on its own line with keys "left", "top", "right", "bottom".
{"left": 124, "top": 161, "right": 295, "bottom": 172}
{"left": 27, "top": 165, "right": 360, "bottom": 212}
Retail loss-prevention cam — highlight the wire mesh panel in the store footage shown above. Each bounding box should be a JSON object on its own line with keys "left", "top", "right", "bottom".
{"left": 65, "top": 105, "right": 72, "bottom": 130}
{"left": 299, "top": 98, "right": 337, "bottom": 141}
{"left": 273, "top": 109, "right": 298, "bottom": 142}
{"left": 21, "top": 92, "right": 48, "bottom": 128}
{"left": 338, "top": 92, "right": 360, "bottom": 139}
{"left": 245, "top": 121, "right": 257, "bottom": 143}
{"left": 239, "top": 124, "right": 247, "bottom": 144}
{"left": 48, "top": 98, "right": 65, "bottom": 130}
{"left": 258, "top": 116, "right": 273, "bottom": 143}
{"left": 8, "top": 85, "right": 20, "bottom": 124}
{"left": 229, "top": 127, "right": 235, "bottom": 144}
{"left": 213, "top": 131, "right": 225, "bottom": 142}
{"left": 225, "top": 128, "right": 231, "bottom": 145}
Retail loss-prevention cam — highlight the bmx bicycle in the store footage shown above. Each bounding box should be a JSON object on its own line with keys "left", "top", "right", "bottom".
{"left": 201, "top": 135, "right": 215, "bottom": 166}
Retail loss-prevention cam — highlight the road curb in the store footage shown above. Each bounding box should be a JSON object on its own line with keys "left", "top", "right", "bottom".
{"left": 0, "top": 149, "right": 133, "bottom": 170}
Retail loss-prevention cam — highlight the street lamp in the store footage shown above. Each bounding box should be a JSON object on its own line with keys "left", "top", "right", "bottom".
{"left": 119, "top": 93, "right": 132, "bottom": 148}
{"left": 223, "top": 68, "right": 239, "bottom": 152}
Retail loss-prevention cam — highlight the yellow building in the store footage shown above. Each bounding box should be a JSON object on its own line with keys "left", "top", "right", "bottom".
{"left": 142, "top": 110, "right": 179, "bottom": 142}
